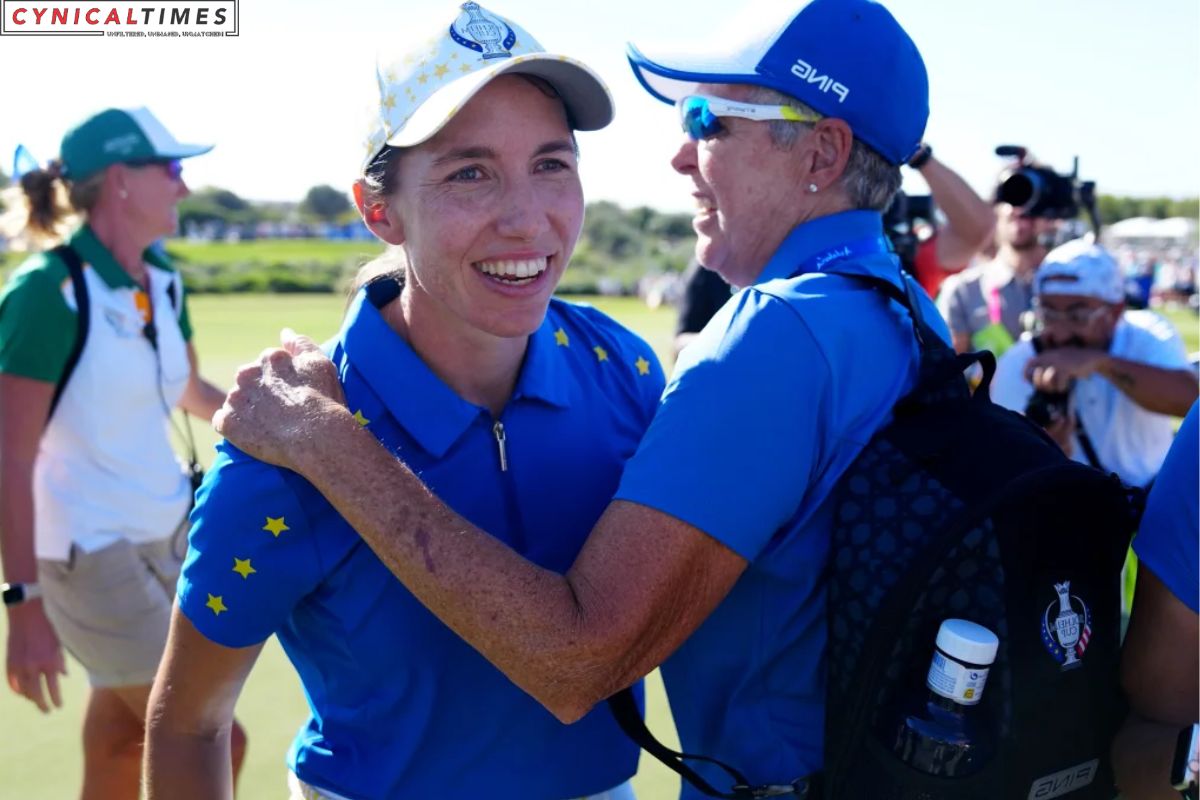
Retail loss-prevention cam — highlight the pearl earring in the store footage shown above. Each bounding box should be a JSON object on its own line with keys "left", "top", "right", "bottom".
{"left": 808, "top": 184, "right": 819, "bottom": 194}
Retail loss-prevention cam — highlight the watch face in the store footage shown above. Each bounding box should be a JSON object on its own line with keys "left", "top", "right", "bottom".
{"left": 1172, "top": 724, "right": 1200, "bottom": 790}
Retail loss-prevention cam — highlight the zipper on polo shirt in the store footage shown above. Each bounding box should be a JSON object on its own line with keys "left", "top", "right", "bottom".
{"left": 492, "top": 420, "right": 509, "bottom": 472}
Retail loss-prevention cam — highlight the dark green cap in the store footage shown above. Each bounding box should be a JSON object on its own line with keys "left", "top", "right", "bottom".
{"left": 60, "top": 107, "right": 212, "bottom": 181}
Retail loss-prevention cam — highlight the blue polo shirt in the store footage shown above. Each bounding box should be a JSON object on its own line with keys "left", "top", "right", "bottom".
{"left": 1134, "top": 401, "right": 1199, "bottom": 613}
{"left": 178, "top": 287, "right": 664, "bottom": 800}
{"left": 615, "top": 210, "right": 949, "bottom": 795}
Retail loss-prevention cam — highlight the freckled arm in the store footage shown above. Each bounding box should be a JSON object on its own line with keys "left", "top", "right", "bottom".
{"left": 285, "top": 410, "right": 746, "bottom": 722}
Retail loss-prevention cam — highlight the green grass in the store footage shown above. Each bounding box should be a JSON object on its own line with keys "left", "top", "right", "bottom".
{"left": 166, "top": 240, "right": 385, "bottom": 268}
{"left": 0, "top": 293, "right": 682, "bottom": 799}
{"left": 1162, "top": 307, "right": 1200, "bottom": 354}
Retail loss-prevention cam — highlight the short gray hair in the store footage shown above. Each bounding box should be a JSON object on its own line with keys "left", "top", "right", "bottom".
{"left": 742, "top": 86, "right": 901, "bottom": 212}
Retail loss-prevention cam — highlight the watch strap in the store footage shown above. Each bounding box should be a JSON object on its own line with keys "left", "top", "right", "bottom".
{"left": 1, "top": 582, "right": 42, "bottom": 606}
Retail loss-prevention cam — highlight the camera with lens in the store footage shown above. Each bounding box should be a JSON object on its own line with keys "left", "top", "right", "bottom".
{"left": 993, "top": 145, "right": 1099, "bottom": 232}
{"left": 1024, "top": 335, "right": 1072, "bottom": 429}
{"left": 1025, "top": 388, "right": 1071, "bottom": 429}
{"left": 883, "top": 192, "right": 934, "bottom": 275}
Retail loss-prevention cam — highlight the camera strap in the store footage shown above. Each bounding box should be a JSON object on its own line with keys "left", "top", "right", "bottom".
{"left": 1073, "top": 412, "right": 1106, "bottom": 473}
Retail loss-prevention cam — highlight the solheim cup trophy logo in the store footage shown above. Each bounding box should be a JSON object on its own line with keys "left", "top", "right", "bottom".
{"left": 450, "top": 2, "right": 516, "bottom": 60}
{"left": 1040, "top": 580, "right": 1092, "bottom": 671}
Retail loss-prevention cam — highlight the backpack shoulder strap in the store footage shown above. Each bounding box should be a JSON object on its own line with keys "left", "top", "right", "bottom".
{"left": 607, "top": 688, "right": 816, "bottom": 798}
{"left": 48, "top": 244, "right": 89, "bottom": 423}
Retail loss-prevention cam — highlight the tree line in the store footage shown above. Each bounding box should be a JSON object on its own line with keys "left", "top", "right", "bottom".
{"left": 1, "top": 167, "right": 1194, "bottom": 231}
{"left": 1096, "top": 195, "right": 1198, "bottom": 225}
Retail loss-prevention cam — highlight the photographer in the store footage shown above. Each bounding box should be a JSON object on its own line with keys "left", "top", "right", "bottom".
{"left": 990, "top": 239, "right": 1198, "bottom": 487}
{"left": 937, "top": 151, "right": 1063, "bottom": 355}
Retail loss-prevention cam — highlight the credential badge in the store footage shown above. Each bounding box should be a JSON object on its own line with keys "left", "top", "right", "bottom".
{"left": 1040, "top": 580, "right": 1092, "bottom": 670}
{"left": 450, "top": 2, "right": 516, "bottom": 60}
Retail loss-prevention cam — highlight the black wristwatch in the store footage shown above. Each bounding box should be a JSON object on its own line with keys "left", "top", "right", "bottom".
{"left": 1172, "top": 724, "right": 1199, "bottom": 798}
{"left": 0, "top": 582, "right": 42, "bottom": 606}
{"left": 908, "top": 143, "right": 933, "bottom": 169}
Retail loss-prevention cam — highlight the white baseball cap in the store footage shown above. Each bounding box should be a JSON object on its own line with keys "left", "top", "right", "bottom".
{"left": 1035, "top": 239, "right": 1125, "bottom": 304}
{"left": 361, "top": 2, "right": 614, "bottom": 172}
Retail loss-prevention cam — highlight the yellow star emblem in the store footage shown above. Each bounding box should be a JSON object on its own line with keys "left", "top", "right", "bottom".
{"left": 385, "top": 68, "right": 397, "bottom": 83}
{"left": 364, "top": 139, "right": 377, "bottom": 156}
{"left": 206, "top": 594, "right": 228, "bottom": 616}
{"left": 403, "top": 54, "right": 415, "bottom": 65}
{"left": 263, "top": 516, "right": 290, "bottom": 537}
{"left": 593, "top": 345, "right": 609, "bottom": 363}
{"left": 450, "top": 52, "right": 457, "bottom": 59}
{"left": 232, "top": 558, "right": 256, "bottom": 579}
{"left": 434, "top": 63, "right": 449, "bottom": 79}
{"left": 353, "top": 409, "right": 371, "bottom": 427}
{"left": 554, "top": 328, "right": 569, "bottom": 347}
{"left": 460, "top": 63, "right": 472, "bottom": 74}
{"left": 382, "top": 94, "right": 396, "bottom": 111}
{"left": 417, "top": 73, "right": 429, "bottom": 85}
{"left": 635, "top": 356, "right": 651, "bottom": 376}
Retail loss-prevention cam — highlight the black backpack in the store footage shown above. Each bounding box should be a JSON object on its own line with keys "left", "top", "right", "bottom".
{"left": 610, "top": 273, "right": 1137, "bottom": 800}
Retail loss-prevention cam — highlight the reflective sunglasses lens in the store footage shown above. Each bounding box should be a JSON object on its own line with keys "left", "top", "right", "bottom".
{"left": 167, "top": 160, "right": 183, "bottom": 180}
{"left": 680, "top": 97, "right": 722, "bottom": 140}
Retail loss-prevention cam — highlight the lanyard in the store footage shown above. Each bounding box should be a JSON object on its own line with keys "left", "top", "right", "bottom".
{"left": 789, "top": 236, "right": 896, "bottom": 279}
{"left": 986, "top": 285, "right": 1003, "bottom": 325}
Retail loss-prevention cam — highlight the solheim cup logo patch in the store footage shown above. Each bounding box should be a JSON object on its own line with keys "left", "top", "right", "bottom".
{"left": 449, "top": 2, "right": 515, "bottom": 60}
{"left": 1040, "top": 580, "right": 1092, "bottom": 670}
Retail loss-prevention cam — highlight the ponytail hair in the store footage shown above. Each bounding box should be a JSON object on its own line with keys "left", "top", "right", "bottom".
{"left": 344, "top": 247, "right": 407, "bottom": 313}
{"left": 0, "top": 159, "right": 103, "bottom": 250}
{"left": 21, "top": 160, "right": 70, "bottom": 240}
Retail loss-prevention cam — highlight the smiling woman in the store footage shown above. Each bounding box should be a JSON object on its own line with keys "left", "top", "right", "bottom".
{"left": 358, "top": 75, "right": 586, "bottom": 351}
{"left": 143, "top": 4, "right": 665, "bottom": 800}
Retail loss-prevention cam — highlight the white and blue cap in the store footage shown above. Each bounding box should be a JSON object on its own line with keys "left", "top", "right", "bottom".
{"left": 362, "top": 2, "right": 614, "bottom": 172}
{"left": 1035, "top": 239, "right": 1125, "bottom": 304}
{"left": 626, "top": 0, "right": 928, "bottom": 165}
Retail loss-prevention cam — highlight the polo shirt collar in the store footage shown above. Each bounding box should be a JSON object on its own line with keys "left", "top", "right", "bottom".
{"left": 981, "top": 259, "right": 1018, "bottom": 293}
{"left": 339, "top": 288, "right": 570, "bottom": 459}
{"left": 511, "top": 317, "right": 571, "bottom": 409}
{"left": 754, "top": 209, "right": 901, "bottom": 287}
{"left": 68, "top": 225, "right": 140, "bottom": 290}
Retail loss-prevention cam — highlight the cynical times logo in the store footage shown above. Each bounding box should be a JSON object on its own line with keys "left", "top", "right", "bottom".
{"left": 0, "top": 1, "right": 239, "bottom": 37}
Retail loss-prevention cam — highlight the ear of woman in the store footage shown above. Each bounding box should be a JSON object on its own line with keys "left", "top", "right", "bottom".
{"left": 353, "top": 180, "right": 403, "bottom": 244}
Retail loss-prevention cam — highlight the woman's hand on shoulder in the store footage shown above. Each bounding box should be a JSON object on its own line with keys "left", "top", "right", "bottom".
{"left": 214, "top": 329, "right": 349, "bottom": 472}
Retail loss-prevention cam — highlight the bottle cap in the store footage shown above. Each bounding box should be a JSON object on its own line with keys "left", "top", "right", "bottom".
{"left": 935, "top": 619, "right": 999, "bottom": 667}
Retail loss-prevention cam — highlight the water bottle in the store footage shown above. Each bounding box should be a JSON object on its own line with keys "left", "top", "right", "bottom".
{"left": 883, "top": 618, "right": 1000, "bottom": 777}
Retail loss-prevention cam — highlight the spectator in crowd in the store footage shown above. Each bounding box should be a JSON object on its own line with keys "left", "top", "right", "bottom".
{"left": 0, "top": 108, "right": 235, "bottom": 798}
{"left": 210, "top": 0, "right": 943, "bottom": 793}
{"left": 672, "top": 258, "right": 731, "bottom": 359}
{"left": 937, "top": 168, "right": 1058, "bottom": 355}
{"left": 990, "top": 239, "right": 1198, "bottom": 487}
{"left": 145, "top": 6, "right": 662, "bottom": 800}
{"left": 902, "top": 144, "right": 995, "bottom": 299}
{"left": 1112, "top": 401, "right": 1199, "bottom": 799}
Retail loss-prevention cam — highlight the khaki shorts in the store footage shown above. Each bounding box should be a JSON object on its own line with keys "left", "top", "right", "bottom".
{"left": 38, "top": 528, "right": 186, "bottom": 689}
